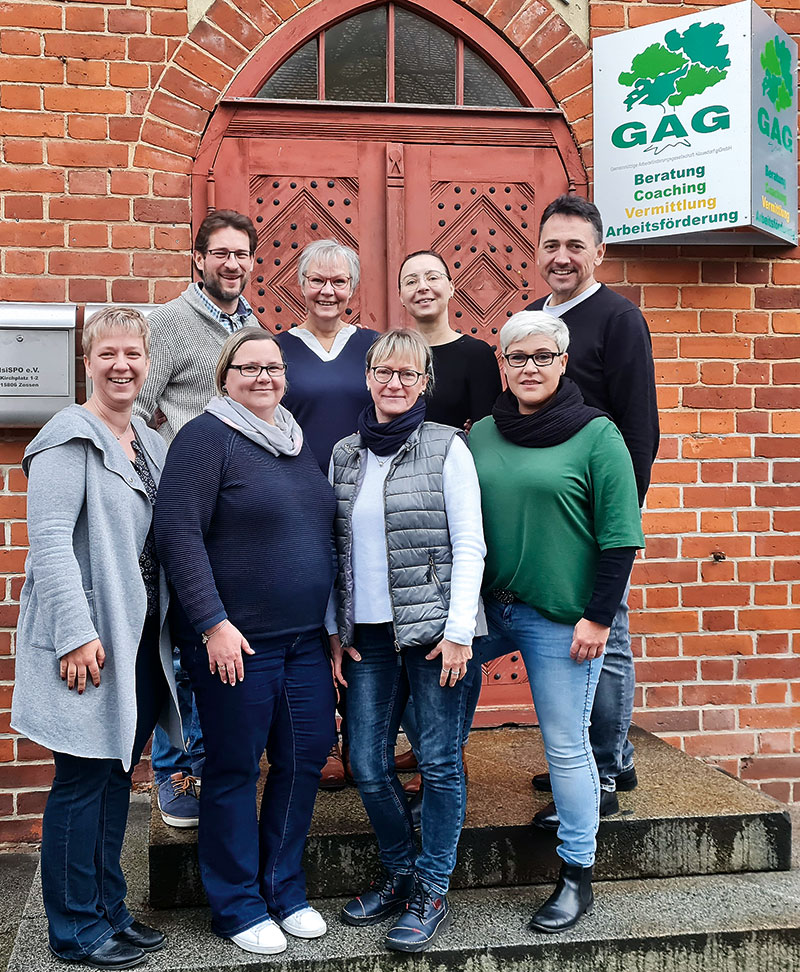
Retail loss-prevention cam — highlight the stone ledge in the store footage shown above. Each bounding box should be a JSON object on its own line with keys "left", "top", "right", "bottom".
{"left": 149, "top": 726, "right": 791, "bottom": 907}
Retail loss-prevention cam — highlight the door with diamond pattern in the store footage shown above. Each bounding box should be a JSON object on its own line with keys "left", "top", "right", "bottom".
{"left": 205, "top": 104, "right": 575, "bottom": 725}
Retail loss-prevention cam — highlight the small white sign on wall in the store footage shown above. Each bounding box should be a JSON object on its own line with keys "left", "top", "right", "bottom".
{"left": 593, "top": 0, "right": 797, "bottom": 245}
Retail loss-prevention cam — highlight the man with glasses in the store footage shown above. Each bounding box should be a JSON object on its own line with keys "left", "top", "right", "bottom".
{"left": 135, "top": 209, "right": 260, "bottom": 828}
{"left": 525, "top": 194, "right": 660, "bottom": 826}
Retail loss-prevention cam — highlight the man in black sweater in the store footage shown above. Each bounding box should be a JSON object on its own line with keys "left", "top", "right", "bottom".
{"left": 526, "top": 194, "right": 660, "bottom": 827}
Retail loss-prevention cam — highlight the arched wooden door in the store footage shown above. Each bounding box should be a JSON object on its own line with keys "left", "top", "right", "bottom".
{"left": 192, "top": 4, "right": 586, "bottom": 727}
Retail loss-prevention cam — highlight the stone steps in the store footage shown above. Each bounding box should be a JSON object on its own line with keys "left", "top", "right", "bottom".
{"left": 10, "top": 859, "right": 800, "bottom": 972}
{"left": 149, "top": 726, "right": 792, "bottom": 908}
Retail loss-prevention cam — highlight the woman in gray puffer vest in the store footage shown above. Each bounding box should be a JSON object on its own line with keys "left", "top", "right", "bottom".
{"left": 328, "top": 329, "right": 485, "bottom": 954}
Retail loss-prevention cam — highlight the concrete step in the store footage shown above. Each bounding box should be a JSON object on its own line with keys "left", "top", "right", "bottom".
{"left": 8, "top": 799, "right": 800, "bottom": 972}
{"left": 149, "top": 726, "right": 792, "bottom": 908}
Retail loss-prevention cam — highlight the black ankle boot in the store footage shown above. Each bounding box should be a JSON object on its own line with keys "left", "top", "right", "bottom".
{"left": 529, "top": 862, "right": 594, "bottom": 933}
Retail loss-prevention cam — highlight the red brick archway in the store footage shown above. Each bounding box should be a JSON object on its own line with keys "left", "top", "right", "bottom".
{"left": 130, "top": 0, "right": 592, "bottom": 191}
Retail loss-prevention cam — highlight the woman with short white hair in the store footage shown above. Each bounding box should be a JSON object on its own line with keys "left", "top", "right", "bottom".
{"left": 468, "top": 309, "right": 644, "bottom": 933}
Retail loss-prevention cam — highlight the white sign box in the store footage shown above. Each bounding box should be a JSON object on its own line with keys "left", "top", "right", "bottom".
{"left": 594, "top": 0, "right": 797, "bottom": 245}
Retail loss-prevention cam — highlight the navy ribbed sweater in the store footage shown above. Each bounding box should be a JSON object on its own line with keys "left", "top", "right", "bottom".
{"left": 154, "top": 413, "right": 336, "bottom": 640}
{"left": 277, "top": 328, "right": 378, "bottom": 469}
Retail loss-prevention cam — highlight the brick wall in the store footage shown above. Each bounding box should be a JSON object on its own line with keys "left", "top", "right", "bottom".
{"left": 0, "top": 0, "right": 798, "bottom": 841}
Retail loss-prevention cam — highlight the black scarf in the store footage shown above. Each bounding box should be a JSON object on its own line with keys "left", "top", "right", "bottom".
{"left": 492, "top": 377, "right": 606, "bottom": 448}
{"left": 357, "top": 397, "right": 427, "bottom": 456}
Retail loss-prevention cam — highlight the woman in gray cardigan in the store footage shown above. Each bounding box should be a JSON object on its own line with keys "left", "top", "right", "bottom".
{"left": 11, "top": 308, "right": 181, "bottom": 970}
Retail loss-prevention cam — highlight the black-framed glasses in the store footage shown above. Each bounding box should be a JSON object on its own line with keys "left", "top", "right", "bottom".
{"left": 503, "top": 351, "right": 564, "bottom": 368}
{"left": 228, "top": 363, "right": 287, "bottom": 378}
{"left": 400, "top": 269, "right": 449, "bottom": 289}
{"left": 370, "top": 366, "right": 425, "bottom": 386}
{"left": 205, "top": 248, "right": 254, "bottom": 263}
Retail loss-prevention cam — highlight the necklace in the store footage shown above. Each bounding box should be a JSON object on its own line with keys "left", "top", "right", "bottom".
{"left": 114, "top": 423, "right": 131, "bottom": 440}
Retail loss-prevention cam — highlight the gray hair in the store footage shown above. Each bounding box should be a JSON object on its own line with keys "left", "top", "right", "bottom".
{"left": 499, "top": 311, "right": 570, "bottom": 355}
{"left": 297, "top": 239, "right": 360, "bottom": 292}
{"left": 82, "top": 306, "right": 150, "bottom": 357}
{"left": 366, "top": 328, "right": 435, "bottom": 394}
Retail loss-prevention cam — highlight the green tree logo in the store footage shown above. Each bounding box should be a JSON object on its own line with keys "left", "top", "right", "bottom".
{"left": 618, "top": 22, "right": 730, "bottom": 111}
{"left": 761, "top": 35, "right": 793, "bottom": 112}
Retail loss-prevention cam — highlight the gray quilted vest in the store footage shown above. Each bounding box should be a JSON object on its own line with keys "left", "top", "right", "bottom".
{"left": 331, "top": 422, "right": 463, "bottom": 649}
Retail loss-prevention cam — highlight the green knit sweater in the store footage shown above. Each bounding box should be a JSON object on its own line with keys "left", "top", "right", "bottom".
{"left": 469, "top": 416, "right": 644, "bottom": 625}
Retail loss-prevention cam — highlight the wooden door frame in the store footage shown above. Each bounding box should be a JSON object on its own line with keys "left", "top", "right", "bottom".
{"left": 191, "top": 0, "right": 588, "bottom": 220}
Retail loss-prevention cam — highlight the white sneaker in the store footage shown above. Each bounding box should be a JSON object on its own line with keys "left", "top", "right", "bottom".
{"left": 230, "top": 918, "right": 287, "bottom": 954}
{"left": 277, "top": 905, "right": 327, "bottom": 939}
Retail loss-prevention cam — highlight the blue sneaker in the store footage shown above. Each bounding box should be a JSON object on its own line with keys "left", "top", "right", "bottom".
{"left": 384, "top": 879, "right": 451, "bottom": 952}
{"left": 341, "top": 872, "right": 415, "bottom": 926}
{"left": 157, "top": 772, "right": 199, "bottom": 828}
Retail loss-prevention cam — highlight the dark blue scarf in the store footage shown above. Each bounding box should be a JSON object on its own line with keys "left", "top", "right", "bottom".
{"left": 357, "top": 398, "right": 427, "bottom": 456}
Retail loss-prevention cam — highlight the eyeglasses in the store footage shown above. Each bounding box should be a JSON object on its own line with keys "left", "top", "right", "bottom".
{"left": 205, "top": 249, "right": 254, "bottom": 263}
{"left": 303, "top": 273, "right": 351, "bottom": 291}
{"left": 370, "top": 366, "right": 425, "bottom": 387}
{"left": 400, "top": 270, "right": 449, "bottom": 289}
{"left": 227, "top": 363, "right": 287, "bottom": 378}
{"left": 503, "top": 351, "right": 564, "bottom": 368}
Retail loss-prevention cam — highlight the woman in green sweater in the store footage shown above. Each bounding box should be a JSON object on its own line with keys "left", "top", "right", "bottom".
{"left": 468, "top": 310, "right": 644, "bottom": 933}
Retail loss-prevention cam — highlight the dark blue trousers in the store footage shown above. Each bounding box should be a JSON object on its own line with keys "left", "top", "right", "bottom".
{"left": 183, "top": 628, "right": 336, "bottom": 938}
{"left": 42, "top": 616, "right": 166, "bottom": 960}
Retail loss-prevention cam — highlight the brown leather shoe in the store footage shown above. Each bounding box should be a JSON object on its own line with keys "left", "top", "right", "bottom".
{"left": 402, "top": 773, "right": 421, "bottom": 795}
{"left": 394, "top": 748, "right": 418, "bottom": 772}
{"left": 319, "top": 743, "right": 346, "bottom": 791}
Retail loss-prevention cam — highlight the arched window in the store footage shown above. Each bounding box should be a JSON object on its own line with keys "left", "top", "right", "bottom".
{"left": 257, "top": 4, "right": 522, "bottom": 107}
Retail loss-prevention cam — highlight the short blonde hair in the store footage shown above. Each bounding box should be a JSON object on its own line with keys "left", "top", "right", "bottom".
{"left": 366, "top": 328, "right": 434, "bottom": 393}
{"left": 214, "top": 327, "right": 283, "bottom": 395}
{"left": 82, "top": 307, "right": 150, "bottom": 357}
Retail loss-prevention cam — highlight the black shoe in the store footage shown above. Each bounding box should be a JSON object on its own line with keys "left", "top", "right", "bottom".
{"left": 114, "top": 921, "right": 166, "bottom": 953}
{"left": 529, "top": 862, "right": 594, "bottom": 933}
{"left": 532, "top": 766, "right": 637, "bottom": 792}
{"left": 341, "top": 872, "right": 415, "bottom": 926}
{"left": 532, "top": 789, "right": 619, "bottom": 830}
{"left": 385, "top": 879, "right": 451, "bottom": 952}
{"left": 78, "top": 937, "right": 147, "bottom": 969}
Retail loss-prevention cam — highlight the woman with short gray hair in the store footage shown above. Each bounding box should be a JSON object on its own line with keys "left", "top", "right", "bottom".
{"left": 278, "top": 239, "right": 378, "bottom": 471}
{"left": 12, "top": 307, "right": 181, "bottom": 968}
{"left": 467, "top": 309, "right": 644, "bottom": 933}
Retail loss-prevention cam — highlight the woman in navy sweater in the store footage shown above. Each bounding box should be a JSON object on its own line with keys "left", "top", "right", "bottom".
{"left": 154, "top": 328, "right": 336, "bottom": 956}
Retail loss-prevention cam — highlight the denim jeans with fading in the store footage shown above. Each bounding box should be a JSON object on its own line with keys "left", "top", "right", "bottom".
{"left": 150, "top": 648, "right": 204, "bottom": 783}
{"left": 591, "top": 581, "right": 635, "bottom": 786}
{"left": 182, "top": 628, "right": 335, "bottom": 938}
{"left": 343, "top": 622, "right": 469, "bottom": 895}
{"left": 42, "top": 616, "right": 166, "bottom": 961}
{"left": 475, "top": 599, "right": 603, "bottom": 867}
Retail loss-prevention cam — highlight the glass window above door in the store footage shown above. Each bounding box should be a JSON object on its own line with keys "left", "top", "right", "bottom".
{"left": 255, "top": 4, "right": 522, "bottom": 107}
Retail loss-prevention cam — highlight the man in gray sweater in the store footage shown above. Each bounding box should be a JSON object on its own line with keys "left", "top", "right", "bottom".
{"left": 135, "top": 209, "right": 260, "bottom": 826}
{"left": 135, "top": 209, "right": 261, "bottom": 442}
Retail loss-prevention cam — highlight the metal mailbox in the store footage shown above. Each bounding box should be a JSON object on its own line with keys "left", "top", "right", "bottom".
{"left": 0, "top": 303, "right": 77, "bottom": 427}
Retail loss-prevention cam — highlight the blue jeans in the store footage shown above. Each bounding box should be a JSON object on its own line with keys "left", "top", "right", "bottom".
{"left": 464, "top": 590, "right": 634, "bottom": 787}
{"left": 591, "top": 584, "right": 635, "bottom": 785}
{"left": 344, "top": 623, "right": 469, "bottom": 895}
{"left": 42, "top": 617, "right": 167, "bottom": 960}
{"left": 476, "top": 600, "right": 603, "bottom": 867}
{"left": 182, "top": 628, "right": 335, "bottom": 937}
{"left": 151, "top": 648, "right": 204, "bottom": 783}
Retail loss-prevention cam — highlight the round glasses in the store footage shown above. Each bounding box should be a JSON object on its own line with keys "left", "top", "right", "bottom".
{"left": 400, "top": 269, "right": 449, "bottom": 289}
{"left": 302, "top": 273, "right": 351, "bottom": 291}
{"left": 370, "top": 366, "right": 425, "bottom": 387}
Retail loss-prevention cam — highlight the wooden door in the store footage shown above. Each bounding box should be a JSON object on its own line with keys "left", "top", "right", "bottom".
{"left": 203, "top": 103, "right": 577, "bottom": 726}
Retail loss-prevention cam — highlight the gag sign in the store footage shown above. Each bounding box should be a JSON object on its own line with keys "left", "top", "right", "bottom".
{"left": 594, "top": 1, "right": 797, "bottom": 245}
